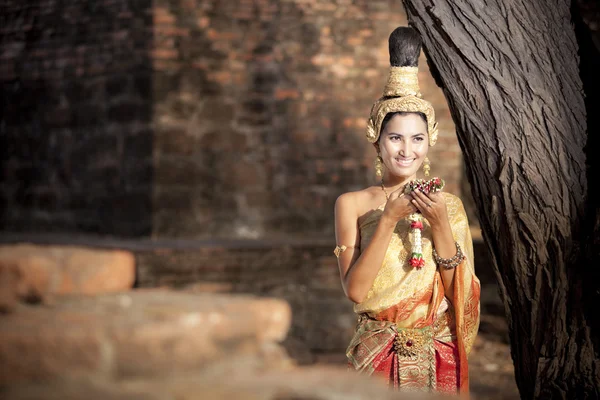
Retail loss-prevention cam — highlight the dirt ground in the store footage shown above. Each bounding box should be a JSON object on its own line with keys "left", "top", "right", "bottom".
{"left": 469, "top": 313, "right": 520, "bottom": 399}
{"left": 467, "top": 281, "right": 520, "bottom": 400}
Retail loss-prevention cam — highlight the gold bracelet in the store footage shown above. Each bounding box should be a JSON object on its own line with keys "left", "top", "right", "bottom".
{"left": 432, "top": 242, "right": 465, "bottom": 270}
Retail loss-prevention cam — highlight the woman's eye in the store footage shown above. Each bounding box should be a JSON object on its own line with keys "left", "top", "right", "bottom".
{"left": 414, "top": 137, "right": 424, "bottom": 142}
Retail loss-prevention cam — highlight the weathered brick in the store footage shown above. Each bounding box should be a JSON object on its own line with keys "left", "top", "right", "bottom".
{"left": 0, "top": 244, "right": 135, "bottom": 306}
{"left": 154, "top": 156, "right": 208, "bottom": 186}
{"left": 151, "top": 48, "right": 178, "bottom": 59}
{"left": 153, "top": 12, "right": 176, "bottom": 25}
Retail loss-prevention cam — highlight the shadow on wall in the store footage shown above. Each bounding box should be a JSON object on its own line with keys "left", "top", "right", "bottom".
{"left": 0, "top": 1, "right": 154, "bottom": 237}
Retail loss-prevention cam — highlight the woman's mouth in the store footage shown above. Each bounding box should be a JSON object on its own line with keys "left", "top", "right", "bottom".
{"left": 394, "top": 157, "right": 415, "bottom": 167}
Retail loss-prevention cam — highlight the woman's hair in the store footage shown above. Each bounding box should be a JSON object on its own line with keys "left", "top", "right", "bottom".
{"left": 389, "top": 26, "right": 422, "bottom": 68}
{"left": 378, "top": 27, "right": 426, "bottom": 140}
{"left": 380, "top": 111, "right": 428, "bottom": 138}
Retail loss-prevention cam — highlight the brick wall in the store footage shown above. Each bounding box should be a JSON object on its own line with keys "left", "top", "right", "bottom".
{"left": 150, "top": 0, "right": 471, "bottom": 239}
{"left": 1, "top": 0, "right": 154, "bottom": 236}
{"left": 1, "top": 0, "right": 474, "bottom": 239}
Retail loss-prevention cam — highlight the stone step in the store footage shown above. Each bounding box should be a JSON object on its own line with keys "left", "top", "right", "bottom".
{"left": 0, "top": 289, "right": 292, "bottom": 386}
{"left": 0, "top": 244, "right": 135, "bottom": 311}
{"left": 4, "top": 365, "right": 424, "bottom": 400}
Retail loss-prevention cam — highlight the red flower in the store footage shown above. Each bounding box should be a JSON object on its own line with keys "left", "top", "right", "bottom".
{"left": 409, "top": 256, "right": 426, "bottom": 269}
{"left": 410, "top": 221, "right": 423, "bottom": 229}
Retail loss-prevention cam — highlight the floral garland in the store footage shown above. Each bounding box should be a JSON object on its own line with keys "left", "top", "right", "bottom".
{"left": 404, "top": 177, "right": 445, "bottom": 269}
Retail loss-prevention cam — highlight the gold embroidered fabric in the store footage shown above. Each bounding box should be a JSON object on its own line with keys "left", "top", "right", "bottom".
{"left": 346, "top": 306, "right": 451, "bottom": 391}
{"left": 354, "top": 193, "right": 480, "bottom": 354}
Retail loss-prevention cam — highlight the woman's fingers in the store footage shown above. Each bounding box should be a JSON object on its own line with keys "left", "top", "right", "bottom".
{"left": 391, "top": 192, "right": 418, "bottom": 215}
{"left": 389, "top": 187, "right": 404, "bottom": 199}
{"left": 410, "top": 190, "right": 425, "bottom": 204}
{"left": 412, "top": 190, "right": 433, "bottom": 203}
{"left": 410, "top": 193, "right": 426, "bottom": 211}
{"left": 408, "top": 201, "right": 418, "bottom": 213}
{"left": 390, "top": 190, "right": 404, "bottom": 201}
{"left": 428, "top": 191, "right": 442, "bottom": 203}
{"left": 411, "top": 190, "right": 438, "bottom": 215}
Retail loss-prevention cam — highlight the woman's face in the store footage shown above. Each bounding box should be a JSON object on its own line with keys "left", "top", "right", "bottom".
{"left": 378, "top": 113, "right": 429, "bottom": 179}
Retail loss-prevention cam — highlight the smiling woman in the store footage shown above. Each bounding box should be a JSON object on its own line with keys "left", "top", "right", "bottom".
{"left": 333, "top": 26, "right": 480, "bottom": 397}
{"left": 377, "top": 112, "right": 428, "bottom": 178}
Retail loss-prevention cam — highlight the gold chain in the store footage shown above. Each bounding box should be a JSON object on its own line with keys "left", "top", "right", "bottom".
{"left": 380, "top": 179, "right": 390, "bottom": 200}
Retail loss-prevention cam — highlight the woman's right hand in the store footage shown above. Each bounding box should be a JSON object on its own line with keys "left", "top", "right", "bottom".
{"left": 382, "top": 187, "right": 418, "bottom": 222}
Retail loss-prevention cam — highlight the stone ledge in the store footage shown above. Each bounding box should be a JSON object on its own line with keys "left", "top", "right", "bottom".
{"left": 0, "top": 226, "right": 492, "bottom": 250}
{"left": 3, "top": 365, "right": 438, "bottom": 400}
{"left": 0, "top": 244, "right": 135, "bottom": 311}
{"left": 0, "top": 290, "right": 292, "bottom": 385}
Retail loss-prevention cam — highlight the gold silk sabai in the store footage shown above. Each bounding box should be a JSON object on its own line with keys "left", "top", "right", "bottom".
{"left": 347, "top": 193, "right": 481, "bottom": 394}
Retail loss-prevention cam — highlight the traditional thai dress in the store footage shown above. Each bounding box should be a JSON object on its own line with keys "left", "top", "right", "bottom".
{"left": 346, "top": 193, "right": 481, "bottom": 396}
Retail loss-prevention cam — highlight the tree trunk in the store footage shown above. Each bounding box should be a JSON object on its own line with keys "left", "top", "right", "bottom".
{"left": 401, "top": 0, "right": 600, "bottom": 398}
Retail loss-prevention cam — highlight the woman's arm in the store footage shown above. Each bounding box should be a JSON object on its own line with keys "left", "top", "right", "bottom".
{"left": 335, "top": 189, "right": 416, "bottom": 304}
{"left": 410, "top": 190, "right": 460, "bottom": 300}
{"left": 430, "top": 217, "right": 457, "bottom": 300}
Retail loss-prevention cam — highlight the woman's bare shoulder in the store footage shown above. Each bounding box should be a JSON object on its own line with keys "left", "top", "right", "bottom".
{"left": 335, "top": 186, "right": 382, "bottom": 215}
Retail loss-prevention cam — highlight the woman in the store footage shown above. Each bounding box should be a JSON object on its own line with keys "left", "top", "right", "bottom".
{"left": 334, "top": 26, "right": 480, "bottom": 396}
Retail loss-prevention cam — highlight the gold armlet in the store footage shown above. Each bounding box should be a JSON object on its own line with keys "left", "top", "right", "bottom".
{"left": 333, "top": 244, "right": 358, "bottom": 258}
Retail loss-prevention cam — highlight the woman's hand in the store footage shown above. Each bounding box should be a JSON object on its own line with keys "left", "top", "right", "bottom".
{"left": 410, "top": 190, "right": 448, "bottom": 227}
{"left": 382, "top": 187, "right": 418, "bottom": 222}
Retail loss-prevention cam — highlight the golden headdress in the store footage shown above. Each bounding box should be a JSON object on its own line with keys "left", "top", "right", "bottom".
{"left": 366, "top": 27, "right": 438, "bottom": 146}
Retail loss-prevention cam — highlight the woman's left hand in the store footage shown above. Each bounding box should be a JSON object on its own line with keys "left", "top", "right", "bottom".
{"left": 410, "top": 190, "right": 448, "bottom": 227}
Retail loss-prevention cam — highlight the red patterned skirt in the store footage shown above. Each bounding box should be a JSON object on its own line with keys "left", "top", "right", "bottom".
{"left": 346, "top": 311, "right": 462, "bottom": 395}
{"left": 369, "top": 335, "right": 459, "bottom": 394}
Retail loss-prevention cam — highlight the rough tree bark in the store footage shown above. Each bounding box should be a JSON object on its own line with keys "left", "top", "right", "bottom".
{"left": 401, "top": 0, "right": 600, "bottom": 398}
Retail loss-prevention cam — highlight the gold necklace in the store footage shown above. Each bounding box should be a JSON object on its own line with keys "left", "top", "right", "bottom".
{"left": 380, "top": 179, "right": 390, "bottom": 200}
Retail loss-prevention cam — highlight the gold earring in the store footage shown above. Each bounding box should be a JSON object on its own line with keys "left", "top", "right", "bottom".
{"left": 375, "top": 155, "right": 384, "bottom": 178}
{"left": 423, "top": 156, "right": 430, "bottom": 177}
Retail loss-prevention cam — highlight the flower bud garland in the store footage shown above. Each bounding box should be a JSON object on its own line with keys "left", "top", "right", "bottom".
{"left": 404, "top": 177, "right": 445, "bottom": 269}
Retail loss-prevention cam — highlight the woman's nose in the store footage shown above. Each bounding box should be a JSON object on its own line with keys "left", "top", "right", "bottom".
{"left": 398, "top": 141, "right": 411, "bottom": 156}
